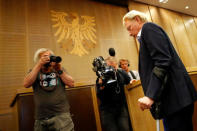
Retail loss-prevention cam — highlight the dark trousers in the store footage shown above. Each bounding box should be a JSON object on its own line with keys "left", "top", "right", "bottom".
{"left": 163, "top": 104, "right": 194, "bottom": 131}
{"left": 34, "top": 113, "right": 74, "bottom": 131}
{"left": 100, "top": 105, "right": 132, "bottom": 131}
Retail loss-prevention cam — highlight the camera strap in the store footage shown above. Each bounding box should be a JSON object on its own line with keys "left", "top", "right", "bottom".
{"left": 115, "top": 71, "right": 120, "bottom": 94}
{"left": 129, "top": 70, "right": 136, "bottom": 79}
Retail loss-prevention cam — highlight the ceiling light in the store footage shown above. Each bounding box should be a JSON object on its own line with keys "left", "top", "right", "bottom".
{"left": 185, "top": 6, "right": 189, "bottom": 9}
{"left": 159, "top": 0, "right": 168, "bottom": 3}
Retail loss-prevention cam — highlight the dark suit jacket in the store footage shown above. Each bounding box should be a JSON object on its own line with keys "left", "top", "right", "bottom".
{"left": 138, "top": 22, "right": 197, "bottom": 116}
{"left": 96, "top": 69, "right": 131, "bottom": 108}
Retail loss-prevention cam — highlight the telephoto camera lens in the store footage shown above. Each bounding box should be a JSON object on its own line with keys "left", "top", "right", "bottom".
{"left": 50, "top": 55, "right": 62, "bottom": 63}
{"left": 44, "top": 55, "right": 62, "bottom": 68}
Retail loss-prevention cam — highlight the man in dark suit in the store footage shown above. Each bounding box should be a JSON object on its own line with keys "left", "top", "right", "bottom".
{"left": 123, "top": 10, "right": 197, "bottom": 131}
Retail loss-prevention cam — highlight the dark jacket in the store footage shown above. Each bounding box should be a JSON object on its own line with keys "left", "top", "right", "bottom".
{"left": 96, "top": 69, "right": 130, "bottom": 108}
{"left": 138, "top": 22, "right": 197, "bottom": 116}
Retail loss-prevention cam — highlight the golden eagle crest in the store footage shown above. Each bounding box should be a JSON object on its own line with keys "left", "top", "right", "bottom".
{"left": 50, "top": 10, "right": 97, "bottom": 56}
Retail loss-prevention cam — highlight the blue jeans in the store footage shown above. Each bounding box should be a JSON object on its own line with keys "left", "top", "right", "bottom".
{"left": 100, "top": 105, "right": 132, "bottom": 131}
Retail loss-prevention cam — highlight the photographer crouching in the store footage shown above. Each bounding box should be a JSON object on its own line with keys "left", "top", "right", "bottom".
{"left": 23, "top": 48, "right": 74, "bottom": 131}
{"left": 94, "top": 56, "right": 132, "bottom": 131}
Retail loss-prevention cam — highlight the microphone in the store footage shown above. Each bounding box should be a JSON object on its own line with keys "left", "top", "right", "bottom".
{"left": 109, "top": 48, "right": 115, "bottom": 57}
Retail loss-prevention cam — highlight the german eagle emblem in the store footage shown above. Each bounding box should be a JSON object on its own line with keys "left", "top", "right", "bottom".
{"left": 51, "top": 10, "right": 97, "bottom": 56}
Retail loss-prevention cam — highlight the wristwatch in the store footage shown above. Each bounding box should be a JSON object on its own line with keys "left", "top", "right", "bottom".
{"left": 57, "top": 70, "right": 63, "bottom": 75}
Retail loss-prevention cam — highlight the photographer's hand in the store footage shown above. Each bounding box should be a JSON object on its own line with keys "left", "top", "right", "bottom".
{"left": 54, "top": 63, "right": 61, "bottom": 71}
{"left": 54, "top": 63, "right": 74, "bottom": 87}
{"left": 98, "top": 78, "right": 102, "bottom": 84}
{"left": 38, "top": 54, "right": 50, "bottom": 66}
{"left": 98, "top": 78, "right": 105, "bottom": 90}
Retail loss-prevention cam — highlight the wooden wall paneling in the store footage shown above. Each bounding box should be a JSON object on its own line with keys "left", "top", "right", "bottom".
{"left": 167, "top": 11, "right": 197, "bottom": 67}
{"left": 193, "top": 17, "right": 197, "bottom": 28}
{"left": 108, "top": 6, "right": 127, "bottom": 39}
{"left": 93, "top": 2, "right": 113, "bottom": 40}
{"left": 0, "top": 0, "right": 27, "bottom": 111}
{"left": 128, "top": 1, "right": 152, "bottom": 22}
{"left": 27, "top": 0, "right": 51, "bottom": 34}
{"left": 181, "top": 15, "right": 197, "bottom": 61}
{"left": 0, "top": 0, "right": 26, "bottom": 34}
{"left": 0, "top": 33, "right": 26, "bottom": 111}
{"left": 148, "top": 6, "right": 180, "bottom": 54}
{"left": 0, "top": 113, "right": 15, "bottom": 131}
{"left": 26, "top": 0, "right": 54, "bottom": 68}
{"left": 24, "top": 0, "right": 30, "bottom": 72}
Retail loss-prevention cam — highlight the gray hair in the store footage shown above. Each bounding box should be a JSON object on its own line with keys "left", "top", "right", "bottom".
{"left": 33, "top": 48, "right": 54, "bottom": 63}
{"left": 123, "top": 10, "right": 148, "bottom": 26}
{"left": 105, "top": 56, "right": 118, "bottom": 64}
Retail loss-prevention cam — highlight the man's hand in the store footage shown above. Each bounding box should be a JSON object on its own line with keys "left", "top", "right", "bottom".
{"left": 38, "top": 54, "right": 50, "bottom": 66}
{"left": 54, "top": 63, "right": 61, "bottom": 71}
{"left": 98, "top": 78, "right": 105, "bottom": 90}
{"left": 98, "top": 78, "right": 103, "bottom": 84}
{"left": 130, "top": 79, "right": 136, "bottom": 84}
{"left": 138, "top": 96, "right": 154, "bottom": 111}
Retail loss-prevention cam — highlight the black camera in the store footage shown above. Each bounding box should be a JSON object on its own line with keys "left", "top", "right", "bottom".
{"left": 50, "top": 55, "right": 62, "bottom": 63}
{"left": 92, "top": 56, "right": 117, "bottom": 87}
{"left": 44, "top": 55, "right": 62, "bottom": 68}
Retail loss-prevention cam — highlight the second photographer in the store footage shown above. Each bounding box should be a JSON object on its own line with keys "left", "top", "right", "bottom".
{"left": 96, "top": 56, "right": 132, "bottom": 131}
{"left": 23, "top": 48, "right": 75, "bottom": 131}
